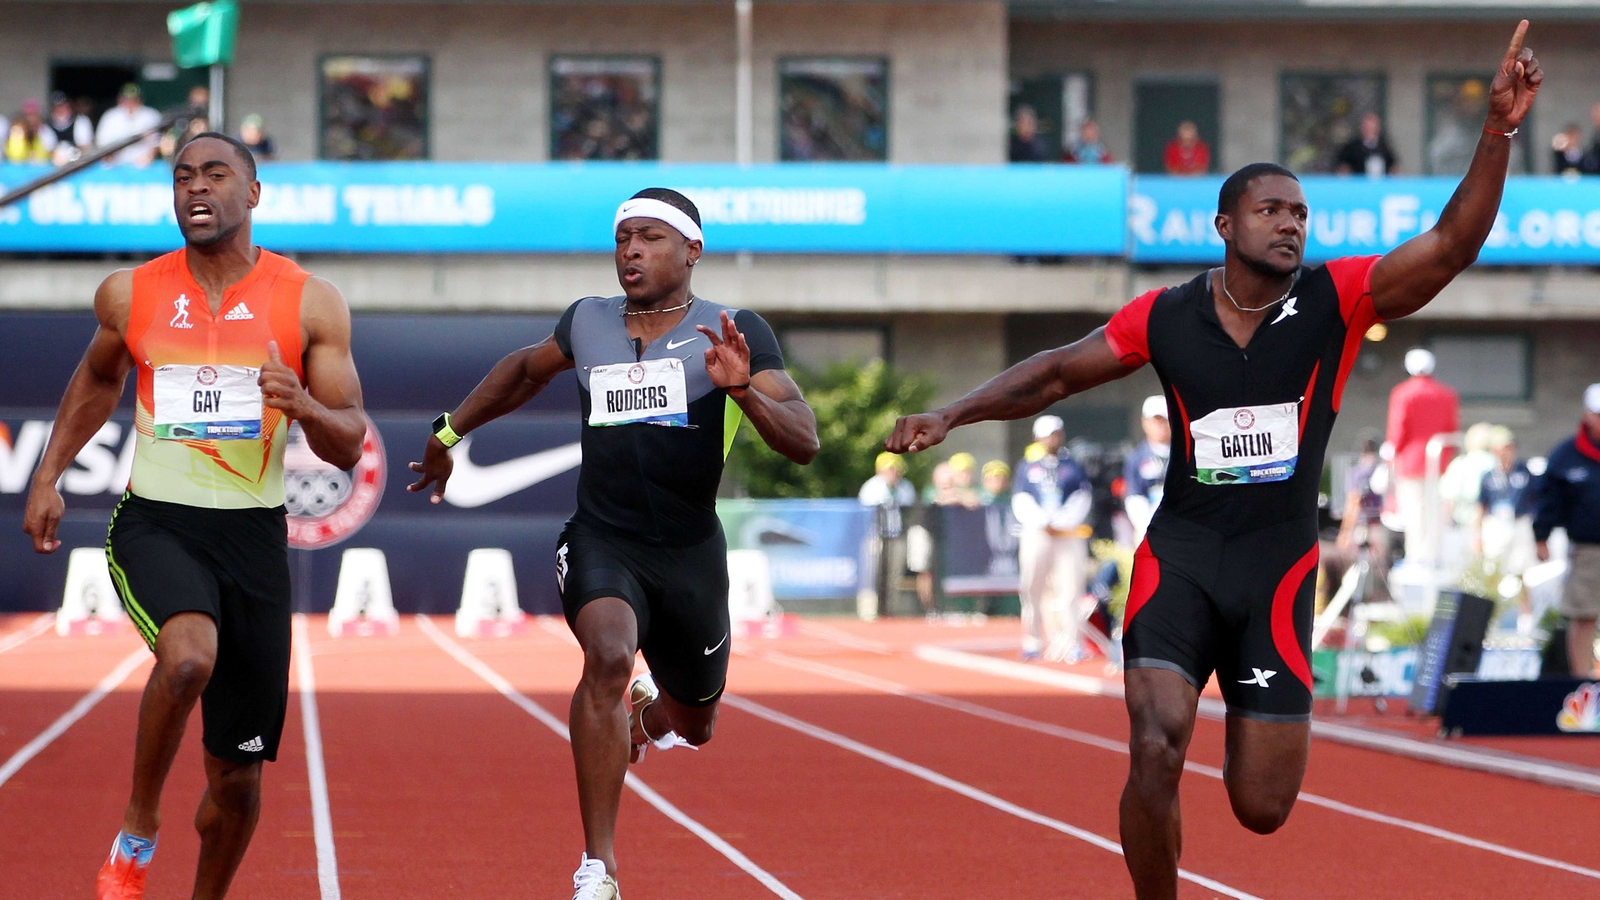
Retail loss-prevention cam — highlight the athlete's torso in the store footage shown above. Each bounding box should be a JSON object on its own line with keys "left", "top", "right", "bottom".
{"left": 125, "top": 248, "right": 307, "bottom": 509}
{"left": 554, "top": 296, "right": 784, "bottom": 546}
{"left": 1105, "top": 256, "right": 1381, "bottom": 536}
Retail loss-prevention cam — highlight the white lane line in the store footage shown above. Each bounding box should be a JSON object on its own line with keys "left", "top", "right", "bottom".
{"left": 810, "top": 650, "right": 1600, "bottom": 882}
{"left": 916, "top": 644, "right": 1600, "bottom": 795}
{"left": 793, "top": 621, "right": 892, "bottom": 654}
{"left": 415, "top": 615, "right": 805, "bottom": 900}
{"left": 0, "top": 613, "right": 56, "bottom": 655}
{"left": 721, "top": 693, "right": 1262, "bottom": 900}
{"left": 0, "top": 646, "right": 147, "bottom": 789}
{"left": 293, "top": 616, "right": 342, "bottom": 900}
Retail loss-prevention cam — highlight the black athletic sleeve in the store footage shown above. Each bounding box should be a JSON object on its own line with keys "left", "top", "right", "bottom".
{"left": 734, "top": 309, "right": 784, "bottom": 375}
{"left": 553, "top": 299, "right": 581, "bottom": 359}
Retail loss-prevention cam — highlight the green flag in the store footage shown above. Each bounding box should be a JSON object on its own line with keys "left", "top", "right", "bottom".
{"left": 167, "top": 0, "right": 240, "bottom": 69}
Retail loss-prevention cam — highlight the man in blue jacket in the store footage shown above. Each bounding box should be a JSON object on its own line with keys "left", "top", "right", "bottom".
{"left": 1535, "top": 384, "right": 1600, "bottom": 677}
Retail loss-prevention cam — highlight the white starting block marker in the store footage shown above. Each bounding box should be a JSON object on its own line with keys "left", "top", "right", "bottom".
{"left": 57, "top": 547, "right": 128, "bottom": 636}
{"left": 455, "top": 548, "right": 526, "bottom": 638}
{"left": 727, "top": 549, "right": 796, "bottom": 639}
{"left": 328, "top": 548, "right": 399, "bottom": 637}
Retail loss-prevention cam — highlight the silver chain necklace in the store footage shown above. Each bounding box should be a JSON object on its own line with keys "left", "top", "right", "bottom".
{"left": 622, "top": 296, "right": 693, "bottom": 317}
{"left": 1218, "top": 268, "right": 1294, "bottom": 313}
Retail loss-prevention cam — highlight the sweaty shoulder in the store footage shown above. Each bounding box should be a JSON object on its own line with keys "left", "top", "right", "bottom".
{"left": 731, "top": 308, "right": 785, "bottom": 375}
{"left": 94, "top": 268, "right": 135, "bottom": 332}
{"left": 1321, "top": 255, "right": 1383, "bottom": 329}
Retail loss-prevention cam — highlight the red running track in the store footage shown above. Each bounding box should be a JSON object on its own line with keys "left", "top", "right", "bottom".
{"left": 3, "top": 612, "right": 1600, "bottom": 898}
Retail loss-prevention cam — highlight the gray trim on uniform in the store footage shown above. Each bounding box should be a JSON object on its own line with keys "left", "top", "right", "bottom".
{"left": 1125, "top": 657, "right": 1201, "bottom": 690}
{"left": 1225, "top": 705, "right": 1312, "bottom": 724}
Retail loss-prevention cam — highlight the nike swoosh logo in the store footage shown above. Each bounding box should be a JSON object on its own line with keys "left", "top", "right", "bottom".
{"left": 444, "top": 436, "right": 583, "bottom": 508}
{"left": 704, "top": 633, "right": 729, "bottom": 655}
{"left": 665, "top": 337, "right": 698, "bottom": 350}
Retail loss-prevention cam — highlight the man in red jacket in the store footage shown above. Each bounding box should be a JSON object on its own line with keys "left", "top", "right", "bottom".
{"left": 1386, "top": 347, "right": 1460, "bottom": 561}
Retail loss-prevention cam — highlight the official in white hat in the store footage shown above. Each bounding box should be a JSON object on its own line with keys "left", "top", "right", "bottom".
{"left": 1123, "top": 395, "right": 1172, "bottom": 544}
{"left": 1535, "top": 383, "right": 1600, "bottom": 677}
{"left": 1012, "top": 414, "right": 1091, "bottom": 660}
{"left": 1387, "top": 346, "right": 1459, "bottom": 561}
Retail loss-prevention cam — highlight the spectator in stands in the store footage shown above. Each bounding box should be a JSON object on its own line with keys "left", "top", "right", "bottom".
{"left": 240, "top": 114, "right": 277, "bottom": 161}
{"left": 187, "top": 84, "right": 210, "bottom": 117}
{"left": 922, "top": 461, "right": 955, "bottom": 505}
{"left": 1013, "top": 415, "right": 1092, "bottom": 660}
{"left": 978, "top": 460, "right": 1011, "bottom": 506}
{"left": 1554, "top": 123, "right": 1587, "bottom": 176}
{"left": 1536, "top": 384, "right": 1600, "bottom": 677}
{"left": 1386, "top": 348, "right": 1459, "bottom": 561}
{"left": 44, "top": 92, "right": 92, "bottom": 166}
{"left": 1009, "top": 105, "right": 1051, "bottom": 163}
{"left": 947, "top": 453, "right": 982, "bottom": 508}
{"left": 1162, "top": 121, "right": 1210, "bottom": 175}
{"left": 1065, "top": 118, "right": 1112, "bottom": 164}
{"left": 859, "top": 452, "right": 916, "bottom": 619}
{"left": 1477, "top": 427, "right": 1538, "bottom": 576}
{"left": 1441, "top": 422, "right": 1497, "bottom": 528}
{"left": 96, "top": 83, "right": 161, "bottom": 168}
{"left": 4, "top": 99, "right": 52, "bottom": 164}
{"left": 1122, "top": 395, "right": 1170, "bottom": 545}
{"left": 1336, "top": 112, "right": 1398, "bottom": 177}
{"left": 1582, "top": 102, "right": 1600, "bottom": 175}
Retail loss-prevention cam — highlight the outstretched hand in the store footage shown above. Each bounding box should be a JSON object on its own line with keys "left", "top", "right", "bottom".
{"left": 1488, "top": 19, "right": 1542, "bottom": 131}
{"left": 696, "top": 311, "right": 751, "bottom": 390}
{"left": 886, "top": 411, "right": 951, "bottom": 455}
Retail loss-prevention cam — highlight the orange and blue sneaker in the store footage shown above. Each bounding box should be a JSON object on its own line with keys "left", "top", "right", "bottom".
{"left": 96, "top": 831, "right": 156, "bottom": 900}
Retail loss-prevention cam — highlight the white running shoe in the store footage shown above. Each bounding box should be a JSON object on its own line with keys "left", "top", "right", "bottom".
{"left": 571, "top": 854, "right": 619, "bottom": 900}
{"left": 627, "top": 672, "right": 697, "bottom": 764}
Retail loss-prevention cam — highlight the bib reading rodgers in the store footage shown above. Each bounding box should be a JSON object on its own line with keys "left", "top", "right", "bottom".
{"left": 587, "top": 358, "right": 690, "bottom": 427}
{"left": 1189, "top": 402, "right": 1299, "bottom": 485}
{"left": 152, "top": 364, "right": 264, "bottom": 440}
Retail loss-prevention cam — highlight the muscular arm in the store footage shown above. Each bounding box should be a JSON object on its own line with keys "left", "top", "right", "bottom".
{"left": 1368, "top": 22, "right": 1541, "bottom": 320}
{"left": 732, "top": 369, "right": 819, "bottom": 465}
{"left": 406, "top": 336, "right": 575, "bottom": 502}
{"left": 23, "top": 271, "right": 136, "bottom": 553}
{"left": 886, "top": 327, "right": 1134, "bottom": 454}
{"left": 261, "top": 276, "right": 366, "bottom": 470}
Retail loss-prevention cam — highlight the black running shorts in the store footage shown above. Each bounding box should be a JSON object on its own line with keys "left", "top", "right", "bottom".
{"left": 106, "top": 493, "right": 292, "bottom": 763}
{"left": 1122, "top": 514, "right": 1318, "bottom": 722}
{"left": 557, "top": 521, "right": 731, "bottom": 708}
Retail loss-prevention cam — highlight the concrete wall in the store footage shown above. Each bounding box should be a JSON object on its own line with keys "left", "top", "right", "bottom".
{"left": 0, "top": 1, "right": 1005, "bottom": 164}
{"left": 1010, "top": 18, "right": 1600, "bottom": 174}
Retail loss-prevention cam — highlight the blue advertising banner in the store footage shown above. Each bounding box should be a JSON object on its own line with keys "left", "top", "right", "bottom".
{"left": 0, "top": 161, "right": 1128, "bottom": 255}
{"left": 1130, "top": 175, "right": 1600, "bottom": 265}
{"left": 717, "top": 498, "right": 871, "bottom": 604}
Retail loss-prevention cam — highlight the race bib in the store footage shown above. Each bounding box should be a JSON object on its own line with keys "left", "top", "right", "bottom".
{"left": 1189, "top": 402, "right": 1299, "bottom": 485}
{"left": 588, "top": 357, "right": 690, "bottom": 427}
{"left": 152, "top": 364, "right": 263, "bottom": 440}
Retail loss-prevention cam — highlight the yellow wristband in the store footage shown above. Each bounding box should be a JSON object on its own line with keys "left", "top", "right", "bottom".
{"left": 432, "top": 412, "right": 463, "bottom": 449}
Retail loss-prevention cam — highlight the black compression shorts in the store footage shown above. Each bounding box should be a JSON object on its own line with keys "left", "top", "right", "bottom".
{"left": 1122, "top": 514, "right": 1318, "bottom": 722}
{"left": 106, "top": 493, "right": 292, "bottom": 763}
{"left": 557, "top": 521, "right": 731, "bottom": 708}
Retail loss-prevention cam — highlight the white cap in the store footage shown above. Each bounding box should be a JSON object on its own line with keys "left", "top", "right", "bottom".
{"left": 1033, "top": 415, "right": 1065, "bottom": 439}
{"left": 1586, "top": 383, "right": 1600, "bottom": 415}
{"left": 1405, "top": 348, "right": 1436, "bottom": 377}
{"left": 1142, "top": 395, "right": 1168, "bottom": 420}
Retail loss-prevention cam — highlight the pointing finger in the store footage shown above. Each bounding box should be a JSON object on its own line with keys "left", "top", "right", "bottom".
{"left": 695, "top": 324, "right": 723, "bottom": 345}
{"left": 1503, "top": 19, "right": 1528, "bottom": 64}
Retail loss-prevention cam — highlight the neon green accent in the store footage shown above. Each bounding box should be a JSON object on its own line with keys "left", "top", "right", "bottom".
{"left": 105, "top": 493, "right": 159, "bottom": 648}
{"left": 434, "top": 412, "right": 463, "bottom": 448}
{"left": 722, "top": 398, "right": 745, "bottom": 460}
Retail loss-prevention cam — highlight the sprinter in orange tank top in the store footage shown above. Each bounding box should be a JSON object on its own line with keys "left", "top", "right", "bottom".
{"left": 23, "top": 133, "right": 366, "bottom": 900}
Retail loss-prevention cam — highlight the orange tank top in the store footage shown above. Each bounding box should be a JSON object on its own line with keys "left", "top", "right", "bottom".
{"left": 125, "top": 248, "right": 307, "bottom": 509}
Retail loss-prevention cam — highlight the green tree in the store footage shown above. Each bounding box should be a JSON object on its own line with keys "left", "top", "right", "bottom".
{"left": 727, "top": 360, "right": 937, "bottom": 498}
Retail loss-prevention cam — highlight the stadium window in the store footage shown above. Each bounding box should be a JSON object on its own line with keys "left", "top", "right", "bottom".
{"left": 319, "top": 55, "right": 429, "bottom": 160}
{"left": 1426, "top": 74, "right": 1530, "bottom": 175}
{"left": 1279, "top": 72, "right": 1386, "bottom": 173}
{"left": 778, "top": 57, "right": 889, "bottom": 162}
{"left": 550, "top": 56, "right": 660, "bottom": 161}
{"left": 1429, "top": 333, "right": 1532, "bottom": 402}
{"left": 1009, "top": 72, "right": 1096, "bottom": 162}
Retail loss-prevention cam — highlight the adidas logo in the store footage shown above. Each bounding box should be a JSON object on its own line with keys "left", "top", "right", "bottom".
{"left": 237, "top": 736, "right": 264, "bottom": 753}
{"left": 224, "top": 303, "right": 254, "bottom": 321}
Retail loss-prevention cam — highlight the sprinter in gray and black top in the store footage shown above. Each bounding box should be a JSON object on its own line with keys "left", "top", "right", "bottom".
{"left": 407, "top": 188, "right": 817, "bottom": 900}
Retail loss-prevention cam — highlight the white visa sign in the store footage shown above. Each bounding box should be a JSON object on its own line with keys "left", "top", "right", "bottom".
{"left": 0, "top": 420, "right": 136, "bottom": 496}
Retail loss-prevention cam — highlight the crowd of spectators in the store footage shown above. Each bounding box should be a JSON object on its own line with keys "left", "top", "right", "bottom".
{"left": 3, "top": 82, "right": 277, "bottom": 170}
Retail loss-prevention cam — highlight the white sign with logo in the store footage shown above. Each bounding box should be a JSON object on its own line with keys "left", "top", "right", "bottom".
{"left": 587, "top": 357, "right": 689, "bottom": 427}
{"left": 1189, "top": 402, "right": 1299, "bottom": 485}
{"left": 151, "top": 364, "right": 263, "bottom": 440}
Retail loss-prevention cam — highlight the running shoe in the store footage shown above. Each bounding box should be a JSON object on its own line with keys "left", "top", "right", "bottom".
{"left": 571, "top": 853, "right": 620, "bottom": 900}
{"left": 627, "top": 672, "right": 660, "bottom": 764}
{"left": 96, "top": 831, "right": 156, "bottom": 900}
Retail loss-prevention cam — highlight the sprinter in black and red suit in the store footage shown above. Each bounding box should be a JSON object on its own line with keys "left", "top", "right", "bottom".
{"left": 887, "top": 22, "right": 1542, "bottom": 900}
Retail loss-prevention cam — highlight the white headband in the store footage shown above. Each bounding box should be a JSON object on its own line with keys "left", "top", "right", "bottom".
{"left": 614, "top": 197, "right": 704, "bottom": 245}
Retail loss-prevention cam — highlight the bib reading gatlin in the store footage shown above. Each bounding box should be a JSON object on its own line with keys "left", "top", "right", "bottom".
{"left": 1189, "top": 402, "right": 1300, "bottom": 486}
